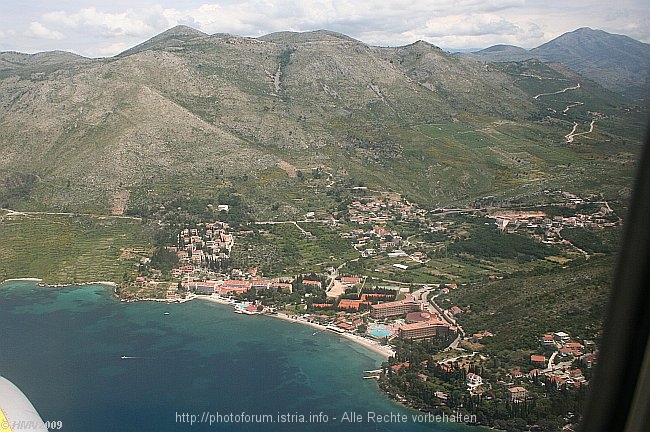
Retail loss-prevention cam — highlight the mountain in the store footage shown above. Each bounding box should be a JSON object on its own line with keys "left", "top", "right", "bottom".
{"left": 117, "top": 25, "right": 209, "bottom": 56}
{"left": 0, "top": 26, "right": 646, "bottom": 216}
{"left": 259, "top": 29, "right": 360, "bottom": 44}
{"left": 471, "top": 44, "right": 531, "bottom": 62}
{"left": 0, "top": 50, "right": 90, "bottom": 74}
{"left": 467, "top": 27, "right": 650, "bottom": 100}
{"left": 531, "top": 28, "right": 650, "bottom": 99}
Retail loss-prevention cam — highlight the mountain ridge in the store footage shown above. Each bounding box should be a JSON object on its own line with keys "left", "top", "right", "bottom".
{"left": 3, "top": 25, "right": 648, "bottom": 100}
{"left": 467, "top": 27, "right": 650, "bottom": 99}
{"left": 117, "top": 25, "right": 210, "bottom": 57}
{"left": 0, "top": 26, "right": 646, "bottom": 217}
{"left": 259, "top": 29, "right": 361, "bottom": 44}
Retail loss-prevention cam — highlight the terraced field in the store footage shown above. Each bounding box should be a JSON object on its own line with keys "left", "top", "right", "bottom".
{"left": 0, "top": 212, "right": 151, "bottom": 284}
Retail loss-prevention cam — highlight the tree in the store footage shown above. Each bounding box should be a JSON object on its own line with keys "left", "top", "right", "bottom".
{"left": 150, "top": 248, "right": 179, "bottom": 275}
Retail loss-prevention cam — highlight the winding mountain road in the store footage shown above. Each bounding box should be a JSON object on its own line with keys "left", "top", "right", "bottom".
{"left": 533, "top": 83, "right": 581, "bottom": 99}
{"left": 565, "top": 119, "right": 596, "bottom": 143}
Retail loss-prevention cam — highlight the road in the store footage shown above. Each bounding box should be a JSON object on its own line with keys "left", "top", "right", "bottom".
{"left": 439, "top": 351, "right": 479, "bottom": 364}
{"left": 547, "top": 351, "right": 558, "bottom": 370}
{"left": 412, "top": 285, "right": 466, "bottom": 347}
{"left": 253, "top": 219, "right": 338, "bottom": 226}
{"left": 325, "top": 261, "right": 348, "bottom": 297}
{"left": 1, "top": 208, "right": 142, "bottom": 221}
{"left": 565, "top": 119, "right": 596, "bottom": 143}
{"left": 533, "top": 83, "right": 581, "bottom": 100}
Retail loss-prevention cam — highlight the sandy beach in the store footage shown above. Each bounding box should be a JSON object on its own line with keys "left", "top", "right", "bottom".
{"left": 197, "top": 294, "right": 395, "bottom": 359}
{"left": 1, "top": 283, "right": 395, "bottom": 361}
{"left": 1, "top": 278, "right": 119, "bottom": 288}
{"left": 197, "top": 294, "right": 234, "bottom": 306}
{"left": 263, "top": 311, "right": 395, "bottom": 359}
{"left": 94, "top": 281, "right": 117, "bottom": 287}
{"left": 340, "top": 332, "right": 396, "bottom": 359}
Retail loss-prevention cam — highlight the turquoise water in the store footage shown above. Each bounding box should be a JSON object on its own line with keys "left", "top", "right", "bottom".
{"left": 368, "top": 324, "right": 394, "bottom": 339}
{"left": 0, "top": 282, "right": 478, "bottom": 431}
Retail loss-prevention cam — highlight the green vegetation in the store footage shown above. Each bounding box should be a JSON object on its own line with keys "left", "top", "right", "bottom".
{"left": 377, "top": 255, "right": 611, "bottom": 431}
{"left": 0, "top": 29, "right": 644, "bottom": 432}
{"left": 230, "top": 222, "right": 358, "bottom": 276}
{"left": 1, "top": 30, "right": 645, "bottom": 216}
{"left": 448, "top": 223, "right": 560, "bottom": 262}
{"left": 149, "top": 247, "right": 179, "bottom": 276}
{"left": 0, "top": 213, "right": 152, "bottom": 284}
{"left": 446, "top": 257, "right": 612, "bottom": 351}
{"left": 383, "top": 339, "right": 588, "bottom": 432}
{"left": 561, "top": 227, "right": 620, "bottom": 254}
{"left": 236, "top": 273, "right": 328, "bottom": 309}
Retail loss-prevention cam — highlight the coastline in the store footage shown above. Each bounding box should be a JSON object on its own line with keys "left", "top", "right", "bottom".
{"left": 3, "top": 283, "right": 476, "bottom": 432}
{"left": 2, "top": 280, "right": 394, "bottom": 361}
{"left": 4, "top": 281, "right": 483, "bottom": 429}
{"left": 1, "top": 278, "right": 116, "bottom": 288}
{"left": 196, "top": 294, "right": 395, "bottom": 360}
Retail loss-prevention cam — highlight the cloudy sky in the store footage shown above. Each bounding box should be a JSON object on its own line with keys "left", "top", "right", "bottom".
{"left": 1, "top": 1, "right": 648, "bottom": 57}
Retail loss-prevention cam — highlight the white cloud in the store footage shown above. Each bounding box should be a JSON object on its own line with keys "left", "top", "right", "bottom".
{"left": 148, "top": 0, "right": 536, "bottom": 48}
{"left": 1, "top": 1, "right": 648, "bottom": 56}
{"left": 26, "top": 22, "right": 64, "bottom": 40}
{"left": 0, "top": 29, "right": 15, "bottom": 40}
{"left": 385, "top": 13, "right": 544, "bottom": 49}
{"left": 43, "top": 7, "right": 165, "bottom": 38}
{"left": 97, "top": 41, "right": 133, "bottom": 56}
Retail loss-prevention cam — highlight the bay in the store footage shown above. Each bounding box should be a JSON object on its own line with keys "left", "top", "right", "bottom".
{"left": 0, "top": 281, "right": 478, "bottom": 431}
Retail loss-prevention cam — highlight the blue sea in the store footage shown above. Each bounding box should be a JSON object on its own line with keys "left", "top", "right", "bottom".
{"left": 0, "top": 282, "right": 479, "bottom": 432}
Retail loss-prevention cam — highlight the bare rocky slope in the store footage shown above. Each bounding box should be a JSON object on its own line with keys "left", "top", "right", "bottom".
{"left": 0, "top": 26, "right": 645, "bottom": 214}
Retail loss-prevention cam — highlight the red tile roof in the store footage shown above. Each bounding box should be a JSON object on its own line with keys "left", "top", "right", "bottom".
{"left": 391, "top": 361, "right": 410, "bottom": 372}
{"left": 338, "top": 300, "right": 370, "bottom": 310}
{"left": 531, "top": 355, "right": 547, "bottom": 363}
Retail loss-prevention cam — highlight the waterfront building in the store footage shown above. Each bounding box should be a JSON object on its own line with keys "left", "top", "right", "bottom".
{"left": 370, "top": 300, "right": 422, "bottom": 318}
{"left": 397, "top": 322, "right": 450, "bottom": 340}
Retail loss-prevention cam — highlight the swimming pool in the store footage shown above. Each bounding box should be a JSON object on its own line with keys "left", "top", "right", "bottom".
{"left": 368, "top": 323, "right": 394, "bottom": 339}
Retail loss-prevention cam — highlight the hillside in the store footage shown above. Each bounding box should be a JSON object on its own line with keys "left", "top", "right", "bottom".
{"left": 467, "top": 27, "right": 650, "bottom": 100}
{"left": 469, "top": 44, "right": 531, "bottom": 62}
{"left": 448, "top": 256, "right": 614, "bottom": 349}
{"left": 0, "top": 26, "right": 646, "bottom": 217}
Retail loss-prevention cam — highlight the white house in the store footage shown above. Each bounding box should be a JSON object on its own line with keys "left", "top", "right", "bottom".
{"left": 466, "top": 372, "right": 483, "bottom": 388}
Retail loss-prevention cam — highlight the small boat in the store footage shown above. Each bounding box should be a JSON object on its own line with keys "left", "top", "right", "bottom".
{"left": 164, "top": 312, "right": 170, "bottom": 315}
